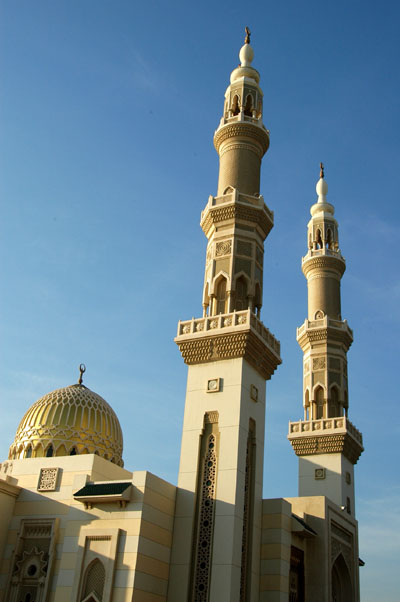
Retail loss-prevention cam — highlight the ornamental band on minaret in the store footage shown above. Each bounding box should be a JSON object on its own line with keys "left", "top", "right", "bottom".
{"left": 288, "top": 167, "right": 363, "bottom": 515}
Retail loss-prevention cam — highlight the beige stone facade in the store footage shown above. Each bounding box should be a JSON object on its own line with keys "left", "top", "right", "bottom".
{"left": 0, "top": 33, "right": 362, "bottom": 602}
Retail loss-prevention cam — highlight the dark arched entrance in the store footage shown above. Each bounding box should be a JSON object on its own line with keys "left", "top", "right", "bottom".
{"left": 332, "top": 553, "right": 352, "bottom": 602}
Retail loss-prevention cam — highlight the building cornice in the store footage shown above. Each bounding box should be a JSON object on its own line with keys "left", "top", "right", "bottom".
{"left": 296, "top": 317, "right": 353, "bottom": 351}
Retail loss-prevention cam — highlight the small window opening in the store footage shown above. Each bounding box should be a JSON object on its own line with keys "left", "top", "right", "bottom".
{"left": 316, "top": 229, "right": 323, "bottom": 249}
{"left": 326, "top": 228, "right": 333, "bottom": 249}
{"left": 26, "top": 445, "right": 32, "bottom": 458}
{"left": 235, "top": 277, "right": 248, "bottom": 311}
{"left": 231, "top": 95, "right": 240, "bottom": 116}
{"left": 70, "top": 447, "right": 77, "bottom": 456}
{"left": 46, "top": 445, "right": 54, "bottom": 458}
{"left": 244, "top": 94, "right": 253, "bottom": 116}
{"left": 215, "top": 278, "right": 227, "bottom": 314}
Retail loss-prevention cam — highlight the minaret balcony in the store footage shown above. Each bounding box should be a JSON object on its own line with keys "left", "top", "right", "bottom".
{"left": 288, "top": 416, "right": 364, "bottom": 464}
{"left": 200, "top": 191, "right": 274, "bottom": 239}
{"left": 175, "top": 309, "right": 281, "bottom": 380}
{"left": 302, "top": 247, "right": 344, "bottom": 263}
{"left": 296, "top": 316, "right": 353, "bottom": 349}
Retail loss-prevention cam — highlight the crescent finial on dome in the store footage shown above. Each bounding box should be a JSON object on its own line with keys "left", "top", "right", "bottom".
{"left": 78, "top": 363, "right": 86, "bottom": 385}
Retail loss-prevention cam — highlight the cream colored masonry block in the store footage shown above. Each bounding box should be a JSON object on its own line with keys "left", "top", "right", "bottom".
{"left": 110, "top": 587, "right": 134, "bottom": 602}
{"left": 114, "top": 568, "right": 135, "bottom": 588}
{"left": 260, "top": 558, "right": 290, "bottom": 576}
{"left": 140, "top": 504, "right": 175, "bottom": 531}
{"left": 214, "top": 467, "right": 246, "bottom": 508}
{"left": 132, "top": 591, "right": 166, "bottom": 602}
{"left": 166, "top": 516, "right": 192, "bottom": 564}
{"left": 259, "top": 591, "right": 289, "bottom": 602}
{"left": 143, "top": 488, "right": 176, "bottom": 516}
{"left": 56, "top": 568, "right": 75, "bottom": 587}
{"left": 14, "top": 500, "right": 70, "bottom": 516}
{"left": 133, "top": 538, "right": 171, "bottom": 564}
{"left": 166, "top": 565, "right": 190, "bottom": 600}
{"left": 135, "top": 554, "right": 170, "bottom": 580}
{"left": 261, "top": 528, "right": 292, "bottom": 547}
{"left": 64, "top": 518, "right": 141, "bottom": 537}
{"left": 260, "top": 575, "right": 289, "bottom": 592}
{"left": 58, "top": 552, "right": 77, "bottom": 571}
{"left": 261, "top": 543, "right": 291, "bottom": 562}
{"left": 212, "top": 514, "right": 243, "bottom": 567}
{"left": 141, "top": 472, "right": 176, "bottom": 499}
{"left": 209, "top": 563, "right": 241, "bottom": 602}
{"left": 47, "top": 587, "right": 72, "bottom": 602}
{"left": 139, "top": 521, "right": 173, "bottom": 548}
{"left": 132, "top": 571, "right": 168, "bottom": 596}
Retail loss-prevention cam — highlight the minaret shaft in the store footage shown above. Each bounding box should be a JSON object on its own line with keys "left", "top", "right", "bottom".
{"left": 168, "top": 37, "right": 280, "bottom": 602}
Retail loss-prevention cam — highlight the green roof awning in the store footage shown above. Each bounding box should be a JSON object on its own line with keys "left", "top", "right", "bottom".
{"left": 74, "top": 482, "right": 131, "bottom": 497}
{"left": 73, "top": 481, "right": 132, "bottom": 508}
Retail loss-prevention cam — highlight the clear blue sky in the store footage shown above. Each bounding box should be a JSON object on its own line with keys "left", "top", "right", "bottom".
{"left": 1, "top": 2, "right": 399, "bottom": 600}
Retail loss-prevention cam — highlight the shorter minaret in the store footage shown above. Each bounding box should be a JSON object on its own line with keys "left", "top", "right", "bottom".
{"left": 288, "top": 166, "right": 363, "bottom": 515}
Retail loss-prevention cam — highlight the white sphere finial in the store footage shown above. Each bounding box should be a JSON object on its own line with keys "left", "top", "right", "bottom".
{"left": 316, "top": 161, "right": 328, "bottom": 202}
{"left": 239, "top": 26, "right": 254, "bottom": 66}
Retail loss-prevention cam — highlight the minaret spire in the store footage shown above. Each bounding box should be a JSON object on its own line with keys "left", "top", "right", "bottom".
{"left": 288, "top": 167, "right": 363, "bottom": 516}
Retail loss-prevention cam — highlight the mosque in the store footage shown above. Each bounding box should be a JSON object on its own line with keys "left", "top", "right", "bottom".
{"left": 0, "top": 31, "right": 363, "bottom": 602}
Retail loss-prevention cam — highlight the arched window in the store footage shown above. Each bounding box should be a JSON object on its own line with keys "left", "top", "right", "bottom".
{"left": 70, "top": 447, "right": 77, "bottom": 456}
{"left": 25, "top": 445, "right": 32, "bottom": 458}
{"left": 244, "top": 94, "right": 253, "bottom": 116}
{"left": 81, "top": 559, "right": 105, "bottom": 602}
{"left": 330, "top": 387, "right": 340, "bottom": 417}
{"left": 315, "top": 386, "right": 324, "bottom": 419}
{"left": 331, "top": 553, "right": 352, "bottom": 602}
{"left": 304, "top": 390, "right": 310, "bottom": 420}
{"left": 235, "top": 276, "right": 248, "bottom": 311}
{"left": 215, "top": 278, "right": 227, "bottom": 315}
{"left": 231, "top": 95, "right": 240, "bottom": 116}
{"left": 46, "top": 445, "right": 54, "bottom": 458}
{"left": 326, "top": 228, "right": 333, "bottom": 249}
{"left": 316, "top": 229, "right": 323, "bottom": 249}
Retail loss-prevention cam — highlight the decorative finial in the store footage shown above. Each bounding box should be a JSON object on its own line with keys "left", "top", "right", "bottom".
{"left": 320, "top": 162, "right": 324, "bottom": 179}
{"left": 245, "top": 26, "right": 251, "bottom": 44}
{"left": 78, "top": 363, "right": 86, "bottom": 385}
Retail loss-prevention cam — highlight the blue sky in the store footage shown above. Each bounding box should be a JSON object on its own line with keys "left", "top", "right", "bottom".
{"left": 1, "top": 1, "right": 399, "bottom": 599}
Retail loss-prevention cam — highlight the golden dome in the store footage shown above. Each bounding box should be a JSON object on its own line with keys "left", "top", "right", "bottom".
{"left": 9, "top": 383, "right": 123, "bottom": 466}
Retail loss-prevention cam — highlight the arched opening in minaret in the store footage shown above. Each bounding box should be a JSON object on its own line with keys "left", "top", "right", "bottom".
{"left": 331, "top": 553, "right": 353, "bottom": 602}
{"left": 255, "top": 283, "right": 262, "bottom": 316}
{"left": 244, "top": 94, "right": 253, "bottom": 117}
{"left": 330, "top": 386, "right": 340, "bottom": 417}
{"left": 316, "top": 229, "right": 323, "bottom": 249}
{"left": 304, "top": 390, "right": 310, "bottom": 420}
{"left": 314, "top": 386, "right": 324, "bottom": 419}
{"left": 45, "top": 444, "right": 54, "bottom": 458}
{"left": 203, "top": 282, "right": 210, "bottom": 316}
{"left": 215, "top": 277, "right": 227, "bottom": 314}
{"left": 231, "top": 95, "right": 240, "bottom": 116}
{"left": 25, "top": 445, "right": 32, "bottom": 458}
{"left": 326, "top": 228, "right": 333, "bottom": 249}
{"left": 234, "top": 276, "right": 248, "bottom": 311}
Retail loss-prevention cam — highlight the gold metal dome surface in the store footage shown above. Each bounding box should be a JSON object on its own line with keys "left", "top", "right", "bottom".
{"left": 9, "top": 384, "right": 123, "bottom": 466}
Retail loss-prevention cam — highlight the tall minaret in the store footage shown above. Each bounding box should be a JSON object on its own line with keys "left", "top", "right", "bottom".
{"left": 288, "top": 166, "right": 363, "bottom": 514}
{"left": 168, "top": 30, "right": 281, "bottom": 602}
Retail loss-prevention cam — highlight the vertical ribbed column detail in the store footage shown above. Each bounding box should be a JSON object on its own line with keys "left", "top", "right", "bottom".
{"left": 191, "top": 412, "right": 219, "bottom": 601}
{"left": 240, "top": 419, "right": 256, "bottom": 601}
